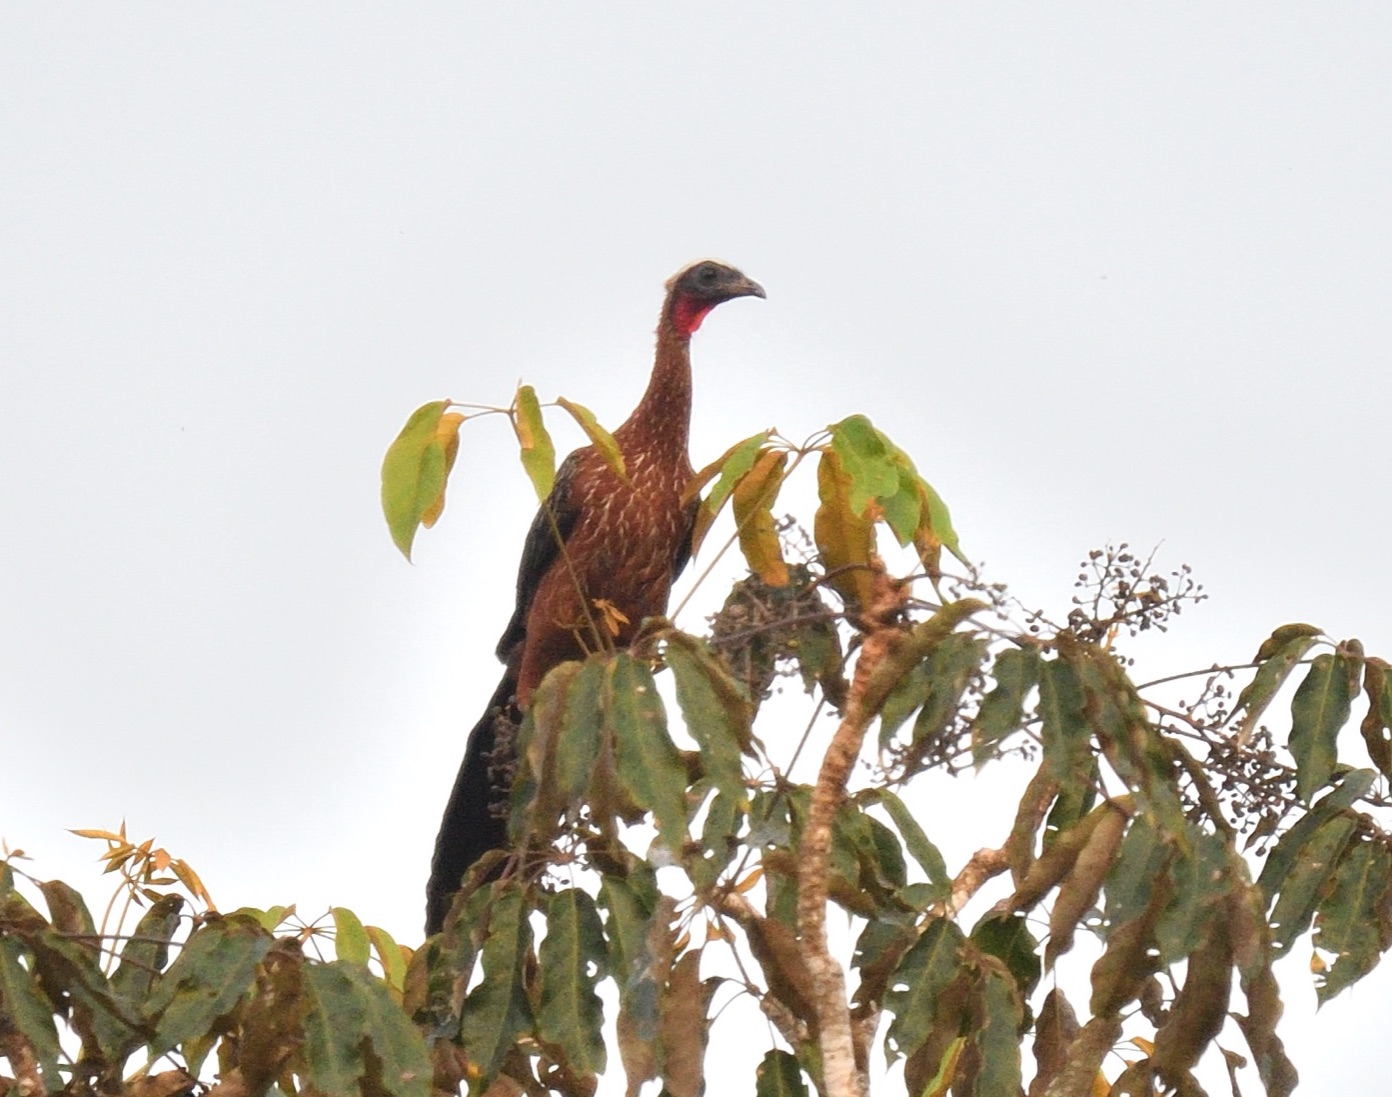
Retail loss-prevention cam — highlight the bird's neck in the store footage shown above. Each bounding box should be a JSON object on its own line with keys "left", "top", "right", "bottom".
{"left": 619, "top": 320, "right": 692, "bottom": 459}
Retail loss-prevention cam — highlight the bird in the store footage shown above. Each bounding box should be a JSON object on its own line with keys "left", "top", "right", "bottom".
{"left": 425, "top": 260, "right": 765, "bottom": 933}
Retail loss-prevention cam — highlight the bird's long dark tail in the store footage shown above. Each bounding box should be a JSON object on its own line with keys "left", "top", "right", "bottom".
{"left": 425, "top": 669, "right": 520, "bottom": 935}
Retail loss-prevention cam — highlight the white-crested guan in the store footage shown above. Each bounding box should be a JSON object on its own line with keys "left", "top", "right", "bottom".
{"left": 425, "top": 260, "right": 765, "bottom": 933}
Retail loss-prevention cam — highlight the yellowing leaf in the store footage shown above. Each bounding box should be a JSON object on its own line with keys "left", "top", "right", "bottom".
{"left": 735, "top": 866, "right": 764, "bottom": 894}
{"left": 331, "top": 907, "right": 370, "bottom": 966}
{"left": 1130, "top": 1036, "right": 1155, "bottom": 1054}
{"left": 420, "top": 411, "right": 465, "bottom": 528}
{"left": 731, "top": 448, "right": 790, "bottom": 586}
{"left": 557, "top": 396, "right": 626, "bottom": 481}
{"left": 813, "top": 448, "right": 875, "bottom": 611}
{"left": 1091, "top": 1070, "right": 1112, "bottom": 1097}
{"left": 513, "top": 384, "right": 556, "bottom": 501}
{"left": 381, "top": 399, "right": 454, "bottom": 560}
{"left": 592, "top": 598, "right": 631, "bottom": 638}
{"left": 688, "top": 431, "right": 772, "bottom": 555}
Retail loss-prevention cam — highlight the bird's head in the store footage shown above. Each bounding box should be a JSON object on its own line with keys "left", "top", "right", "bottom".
{"left": 665, "top": 260, "right": 765, "bottom": 336}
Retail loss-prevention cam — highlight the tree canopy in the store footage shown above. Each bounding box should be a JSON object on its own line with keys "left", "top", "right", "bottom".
{"left": 3, "top": 391, "right": 1391, "bottom": 1097}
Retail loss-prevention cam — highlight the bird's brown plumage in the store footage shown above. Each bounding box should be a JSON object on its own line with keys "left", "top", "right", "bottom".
{"left": 425, "top": 260, "right": 764, "bottom": 933}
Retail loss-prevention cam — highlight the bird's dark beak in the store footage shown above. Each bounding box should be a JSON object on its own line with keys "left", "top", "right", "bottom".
{"left": 730, "top": 276, "right": 766, "bottom": 301}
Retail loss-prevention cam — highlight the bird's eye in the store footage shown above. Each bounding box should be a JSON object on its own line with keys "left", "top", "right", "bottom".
{"left": 700, "top": 265, "right": 718, "bottom": 281}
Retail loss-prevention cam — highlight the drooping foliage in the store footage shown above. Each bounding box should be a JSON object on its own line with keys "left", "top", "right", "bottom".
{"left": 6, "top": 394, "right": 1392, "bottom": 1097}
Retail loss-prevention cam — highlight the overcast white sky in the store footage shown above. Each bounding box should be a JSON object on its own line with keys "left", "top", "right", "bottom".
{"left": 3, "top": 6, "right": 1390, "bottom": 1094}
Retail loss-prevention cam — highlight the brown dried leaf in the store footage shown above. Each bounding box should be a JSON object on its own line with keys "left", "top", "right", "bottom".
{"left": 1029, "top": 988, "right": 1080, "bottom": 1097}
{"left": 659, "top": 950, "right": 712, "bottom": 1097}
{"left": 1046, "top": 804, "right": 1127, "bottom": 968}
{"left": 1151, "top": 920, "right": 1233, "bottom": 1087}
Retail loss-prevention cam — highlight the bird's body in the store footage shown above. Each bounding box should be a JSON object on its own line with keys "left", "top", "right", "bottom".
{"left": 425, "top": 261, "right": 763, "bottom": 933}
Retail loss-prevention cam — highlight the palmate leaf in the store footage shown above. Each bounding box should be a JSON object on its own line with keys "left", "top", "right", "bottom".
{"left": 617, "top": 896, "right": 678, "bottom": 1097}
{"left": 827, "top": 414, "right": 966, "bottom": 575}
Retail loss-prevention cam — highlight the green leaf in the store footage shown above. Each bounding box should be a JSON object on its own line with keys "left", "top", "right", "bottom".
{"left": 556, "top": 657, "right": 606, "bottom": 804}
{"left": 301, "top": 960, "right": 432, "bottom": 1097}
{"left": 1155, "top": 828, "right": 1230, "bottom": 966}
{"left": 513, "top": 383, "right": 556, "bottom": 501}
{"left": 903, "top": 634, "right": 987, "bottom": 766}
{"left": 606, "top": 654, "right": 688, "bottom": 853}
{"left": 1290, "top": 652, "right": 1359, "bottom": 802}
{"left": 1358, "top": 658, "right": 1392, "bottom": 779}
{"left": 366, "top": 925, "right": 408, "bottom": 994}
{"left": 381, "top": 399, "right": 453, "bottom": 559}
{"left": 332, "top": 906, "right": 371, "bottom": 966}
{"left": 1314, "top": 839, "right": 1392, "bottom": 1002}
{"left": 1038, "top": 656, "right": 1091, "bottom": 787}
{"left": 830, "top": 414, "right": 900, "bottom": 514}
{"left": 689, "top": 430, "right": 772, "bottom": 555}
{"left": 110, "top": 895, "right": 184, "bottom": 1004}
{"left": 459, "top": 888, "right": 534, "bottom": 1085}
{"left": 1268, "top": 813, "right": 1357, "bottom": 955}
{"left": 861, "top": 788, "right": 951, "bottom": 899}
{"left": 598, "top": 868, "right": 659, "bottom": 988}
{"left": 664, "top": 632, "right": 752, "bottom": 805}
{"left": 1235, "top": 630, "right": 1320, "bottom": 740}
{"left": 913, "top": 472, "right": 966, "bottom": 570}
{"left": 0, "top": 936, "right": 64, "bottom": 1087}
{"left": 692, "top": 789, "right": 742, "bottom": 892}
{"left": 756, "top": 1049, "right": 809, "bottom": 1097}
{"left": 1102, "top": 816, "right": 1168, "bottom": 934}
{"left": 879, "top": 466, "right": 924, "bottom": 547}
{"left": 971, "top": 913, "right": 1041, "bottom": 1001}
{"left": 38, "top": 880, "right": 97, "bottom": 938}
{"left": 537, "top": 889, "right": 609, "bottom": 1078}
{"left": 973, "top": 964, "right": 1024, "bottom": 1097}
{"left": 555, "top": 396, "right": 625, "bottom": 480}
{"left": 148, "top": 916, "right": 272, "bottom": 1059}
{"left": 971, "top": 647, "right": 1040, "bottom": 764}
{"left": 884, "top": 918, "right": 966, "bottom": 1060}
